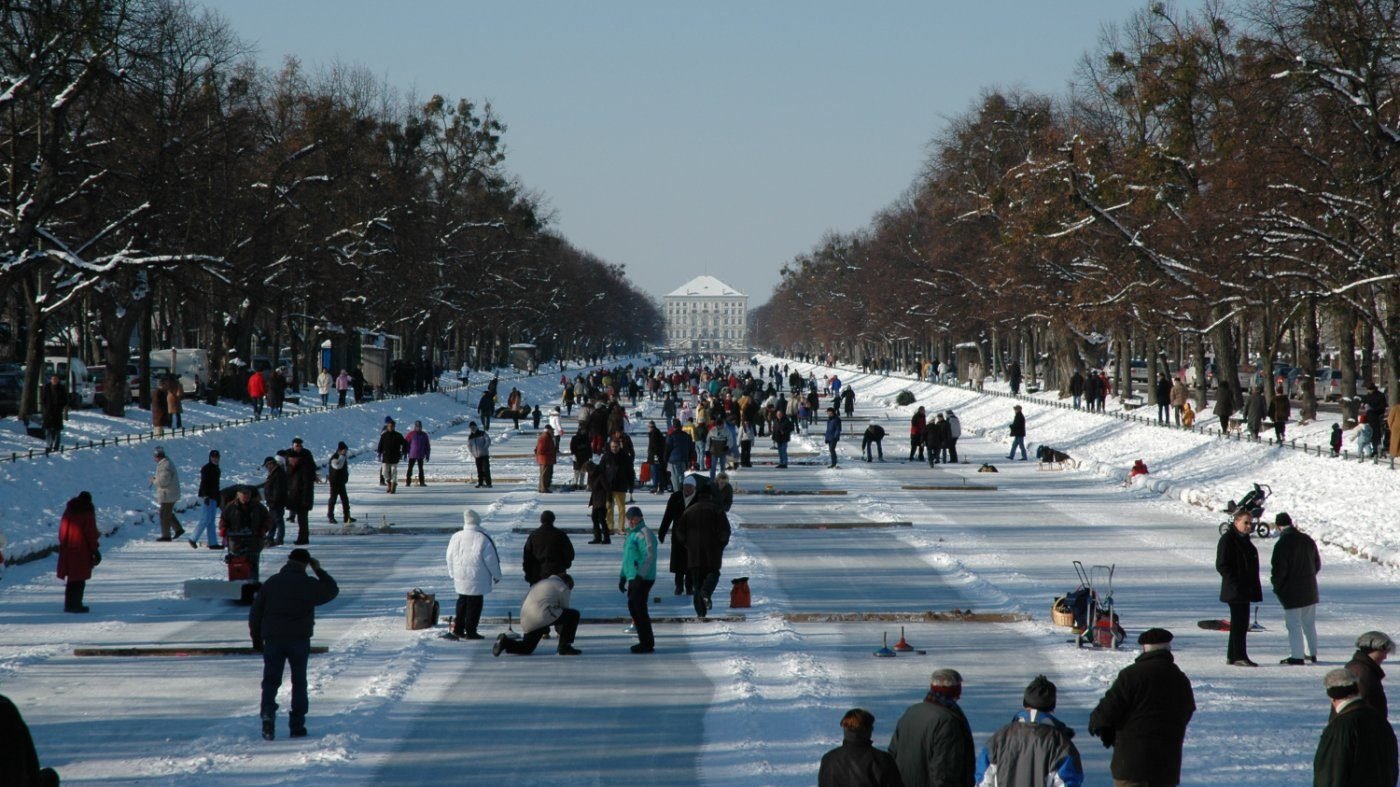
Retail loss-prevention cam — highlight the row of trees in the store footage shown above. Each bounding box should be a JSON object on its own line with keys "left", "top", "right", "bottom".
{"left": 752, "top": 0, "right": 1400, "bottom": 420}
{"left": 2, "top": 0, "right": 662, "bottom": 418}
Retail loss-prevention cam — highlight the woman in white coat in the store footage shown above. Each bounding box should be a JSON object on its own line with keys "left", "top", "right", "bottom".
{"left": 444, "top": 509, "right": 501, "bottom": 640}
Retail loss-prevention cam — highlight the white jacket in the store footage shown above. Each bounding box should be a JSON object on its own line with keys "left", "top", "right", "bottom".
{"left": 445, "top": 515, "right": 501, "bottom": 596}
{"left": 153, "top": 457, "right": 180, "bottom": 504}
{"left": 316, "top": 371, "right": 332, "bottom": 394}
{"left": 519, "top": 575, "right": 572, "bottom": 632}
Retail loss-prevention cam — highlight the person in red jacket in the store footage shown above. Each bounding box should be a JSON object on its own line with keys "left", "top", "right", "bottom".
{"left": 246, "top": 368, "right": 267, "bottom": 419}
{"left": 57, "top": 491, "right": 99, "bottom": 613}
{"left": 534, "top": 425, "right": 557, "bottom": 493}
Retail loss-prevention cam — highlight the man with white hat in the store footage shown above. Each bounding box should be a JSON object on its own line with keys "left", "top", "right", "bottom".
{"left": 444, "top": 508, "right": 500, "bottom": 640}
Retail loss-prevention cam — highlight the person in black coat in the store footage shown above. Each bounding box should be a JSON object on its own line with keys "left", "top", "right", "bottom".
{"left": 39, "top": 374, "right": 66, "bottom": 451}
{"left": 1270, "top": 512, "right": 1321, "bottom": 664}
{"left": 1217, "top": 509, "right": 1262, "bottom": 666}
{"left": 0, "top": 694, "right": 60, "bottom": 787}
{"left": 1343, "top": 631, "right": 1394, "bottom": 720}
{"left": 887, "top": 669, "right": 974, "bottom": 787}
{"left": 522, "top": 510, "right": 574, "bottom": 584}
{"left": 1007, "top": 405, "right": 1028, "bottom": 461}
{"left": 818, "top": 708, "right": 903, "bottom": 787}
{"left": 191, "top": 449, "right": 223, "bottom": 548}
{"left": 1069, "top": 370, "right": 1085, "bottom": 409}
{"left": 657, "top": 476, "right": 699, "bottom": 595}
{"left": 1314, "top": 668, "right": 1399, "bottom": 787}
{"left": 283, "top": 437, "right": 316, "bottom": 545}
{"left": 1008, "top": 361, "right": 1022, "bottom": 395}
{"left": 1155, "top": 373, "right": 1172, "bottom": 424}
{"left": 262, "top": 456, "right": 289, "bottom": 547}
{"left": 674, "top": 486, "right": 730, "bottom": 619}
{"left": 249, "top": 548, "right": 339, "bottom": 740}
{"left": 1088, "top": 628, "right": 1196, "bottom": 786}
{"left": 645, "top": 421, "right": 667, "bottom": 494}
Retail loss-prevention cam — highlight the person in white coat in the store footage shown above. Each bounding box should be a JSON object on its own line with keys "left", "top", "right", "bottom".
{"left": 444, "top": 509, "right": 501, "bottom": 640}
{"left": 493, "top": 573, "right": 580, "bottom": 656}
{"left": 152, "top": 445, "right": 184, "bottom": 541}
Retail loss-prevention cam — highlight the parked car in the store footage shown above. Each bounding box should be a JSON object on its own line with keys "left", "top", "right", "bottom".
{"left": 41, "top": 356, "right": 95, "bottom": 408}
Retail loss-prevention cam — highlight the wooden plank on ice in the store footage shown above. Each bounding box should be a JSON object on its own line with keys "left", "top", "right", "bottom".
{"left": 75, "top": 646, "right": 330, "bottom": 657}
{"left": 739, "top": 521, "right": 912, "bottom": 530}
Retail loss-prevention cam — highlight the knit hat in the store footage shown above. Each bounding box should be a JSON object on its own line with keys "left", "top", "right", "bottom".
{"left": 1274, "top": 512, "right": 1293, "bottom": 529}
{"left": 337, "top": 441, "right": 348, "bottom": 451}
{"left": 153, "top": 445, "right": 166, "bottom": 457}
{"left": 262, "top": 456, "right": 277, "bottom": 468}
{"left": 625, "top": 506, "right": 643, "bottom": 519}
{"left": 1138, "top": 628, "right": 1174, "bottom": 646}
{"left": 287, "top": 548, "right": 312, "bottom": 565}
{"left": 385, "top": 416, "right": 395, "bottom": 424}
{"left": 463, "top": 509, "right": 481, "bottom": 527}
{"left": 540, "top": 510, "right": 555, "bottom": 526}
{"left": 1324, "top": 668, "right": 1360, "bottom": 700}
{"left": 1022, "top": 675, "right": 1057, "bottom": 711}
{"left": 291, "top": 437, "right": 303, "bottom": 445}
{"left": 209, "top": 449, "right": 220, "bottom": 458}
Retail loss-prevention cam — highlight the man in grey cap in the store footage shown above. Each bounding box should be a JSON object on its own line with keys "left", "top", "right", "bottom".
{"left": 888, "top": 668, "right": 974, "bottom": 786}
{"left": 1344, "top": 630, "right": 1394, "bottom": 719}
{"left": 250, "top": 548, "right": 339, "bottom": 740}
{"left": 1314, "top": 668, "right": 1398, "bottom": 786}
{"left": 1089, "top": 628, "right": 1195, "bottom": 786}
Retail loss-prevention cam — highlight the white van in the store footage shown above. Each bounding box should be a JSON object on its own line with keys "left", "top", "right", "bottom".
{"left": 42, "top": 356, "right": 96, "bottom": 408}
{"left": 150, "top": 348, "right": 209, "bottom": 394}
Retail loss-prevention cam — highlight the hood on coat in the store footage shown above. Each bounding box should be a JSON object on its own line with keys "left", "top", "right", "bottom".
{"left": 463, "top": 509, "right": 481, "bottom": 529}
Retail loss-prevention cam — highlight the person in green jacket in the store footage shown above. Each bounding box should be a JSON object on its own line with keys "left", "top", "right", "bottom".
{"left": 619, "top": 506, "right": 658, "bottom": 654}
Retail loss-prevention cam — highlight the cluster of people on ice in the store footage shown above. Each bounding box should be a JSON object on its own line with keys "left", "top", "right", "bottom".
{"left": 817, "top": 626, "right": 1396, "bottom": 787}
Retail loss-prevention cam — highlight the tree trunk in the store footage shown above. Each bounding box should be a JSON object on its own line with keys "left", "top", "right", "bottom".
{"left": 1298, "top": 297, "right": 1319, "bottom": 422}
{"left": 17, "top": 272, "right": 45, "bottom": 422}
{"left": 1337, "top": 306, "right": 1359, "bottom": 423}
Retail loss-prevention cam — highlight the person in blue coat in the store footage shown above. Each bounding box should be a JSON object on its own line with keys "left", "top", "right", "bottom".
{"left": 664, "top": 419, "right": 695, "bottom": 491}
{"left": 619, "top": 506, "right": 658, "bottom": 653}
{"left": 975, "top": 675, "right": 1084, "bottom": 787}
{"left": 824, "top": 407, "right": 843, "bottom": 468}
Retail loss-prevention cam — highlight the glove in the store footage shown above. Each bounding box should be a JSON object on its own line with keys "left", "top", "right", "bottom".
{"left": 618, "top": 577, "right": 628, "bottom": 593}
{"left": 91, "top": 550, "right": 102, "bottom": 566}
{"left": 657, "top": 533, "right": 665, "bottom": 543}
{"left": 251, "top": 638, "right": 263, "bottom": 653}
{"left": 1098, "top": 728, "right": 1116, "bottom": 748}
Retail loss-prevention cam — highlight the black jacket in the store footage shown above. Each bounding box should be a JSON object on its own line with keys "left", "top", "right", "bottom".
{"left": 819, "top": 731, "right": 905, "bottom": 787}
{"left": 0, "top": 693, "right": 56, "bottom": 787}
{"left": 1088, "top": 649, "right": 1195, "bottom": 784}
{"left": 675, "top": 495, "right": 730, "bottom": 572}
{"left": 284, "top": 446, "right": 315, "bottom": 511}
{"left": 646, "top": 428, "right": 666, "bottom": 464}
{"left": 657, "top": 489, "right": 696, "bottom": 574}
{"left": 377, "top": 429, "right": 407, "bottom": 464}
{"left": 1344, "top": 650, "right": 1388, "bottom": 720}
{"left": 198, "top": 461, "right": 221, "bottom": 499}
{"left": 522, "top": 523, "right": 574, "bottom": 583}
{"left": 887, "top": 696, "right": 974, "bottom": 787}
{"left": 249, "top": 561, "right": 339, "bottom": 643}
{"left": 1069, "top": 372, "right": 1084, "bottom": 397}
{"left": 1313, "top": 700, "right": 1398, "bottom": 787}
{"left": 1216, "top": 529, "right": 1262, "bottom": 603}
{"left": 263, "top": 465, "right": 288, "bottom": 508}
{"left": 1010, "top": 412, "right": 1026, "bottom": 438}
{"left": 1270, "top": 526, "right": 1320, "bottom": 609}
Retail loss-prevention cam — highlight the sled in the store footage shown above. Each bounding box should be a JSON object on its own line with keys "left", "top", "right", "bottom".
{"left": 1197, "top": 619, "right": 1231, "bottom": 631}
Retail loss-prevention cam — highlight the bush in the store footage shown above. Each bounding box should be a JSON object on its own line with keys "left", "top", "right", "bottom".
{"left": 895, "top": 390, "right": 916, "bottom": 406}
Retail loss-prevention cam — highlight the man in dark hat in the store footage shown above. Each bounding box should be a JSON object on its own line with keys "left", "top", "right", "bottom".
{"left": 191, "top": 450, "right": 223, "bottom": 549}
{"left": 817, "top": 708, "right": 900, "bottom": 787}
{"left": 1270, "top": 511, "right": 1321, "bottom": 665}
{"left": 262, "top": 455, "right": 288, "bottom": 547}
{"left": 522, "top": 510, "right": 574, "bottom": 585}
{"left": 220, "top": 485, "right": 270, "bottom": 581}
{"left": 377, "top": 417, "right": 407, "bottom": 494}
{"left": 1089, "top": 628, "right": 1196, "bottom": 786}
{"left": 975, "top": 675, "right": 1083, "bottom": 786}
{"left": 249, "top": 548, "right": 339, "bottom": 741}
{"left": 1314, "top": 667, "right": 1398, "bottom": 787}
{"left": 284, "top": 437, "right": 316, "bottom": 545}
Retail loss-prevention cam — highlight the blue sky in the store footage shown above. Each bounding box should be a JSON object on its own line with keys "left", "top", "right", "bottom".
{"left": 215, "top": 1, "right": 1139, "bottom": 304}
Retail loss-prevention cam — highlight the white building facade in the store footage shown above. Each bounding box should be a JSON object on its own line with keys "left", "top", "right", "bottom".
{"left": 664, "top": 275, "right": 748, "bottom": 353}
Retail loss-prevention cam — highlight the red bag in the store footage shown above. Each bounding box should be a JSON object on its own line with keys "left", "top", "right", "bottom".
{"left": 639, "top": 463, "right": 652, "bottom": 483}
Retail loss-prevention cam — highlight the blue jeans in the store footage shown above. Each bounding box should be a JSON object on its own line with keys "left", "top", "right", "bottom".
{"left": 252, "top": 397, "right": 263, "bottom": 418}
{"left": 269, "top": 505, "right": 286, "bottom": 544}
{"left": 261, "top": 638, "right": 311, "bottom": 726}
{"left": 320, "top": 393, "right": 329, "bottom": 406}
{"left": 190, "top": 498, "right": 220, "bottom": 546}
{"left": 650, "top": 461, "right": 664, "bottom": 492}
{"left": 709, "top": 453, "right": 727, "bottom": 480}
{"left": 776, "top": 442, "right": 789, "bottom": 466}
{"left": 1008, "top": 436, "right": 1027, "bottom": 460}
{"left": 827, "top": 441, "right": 839, "bottom": 466}
{"left": 864, "top": 439, "right": 883, "bottom": 461}
{"left": 670, "top": 461, "right": 688, "bottom": 491}
{"left": 1072, "top": 395, "right": 1081, "bottom": 409}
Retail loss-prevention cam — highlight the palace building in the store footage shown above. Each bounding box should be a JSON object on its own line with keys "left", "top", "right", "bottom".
{"left": 663, "top": 275, "right": 748, "bottom": 353}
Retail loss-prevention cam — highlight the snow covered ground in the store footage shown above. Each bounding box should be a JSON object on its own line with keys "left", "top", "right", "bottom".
{"left": 1, "top": 357, "right": 1396, "bottom": 785}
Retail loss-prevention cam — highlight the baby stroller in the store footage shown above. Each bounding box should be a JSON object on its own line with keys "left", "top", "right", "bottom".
{"left": 1218, "top": 483, "right": 1272, "bottom": 538}
{"left": 1054, "top": 561, "right": 1124, "bottom": 650}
